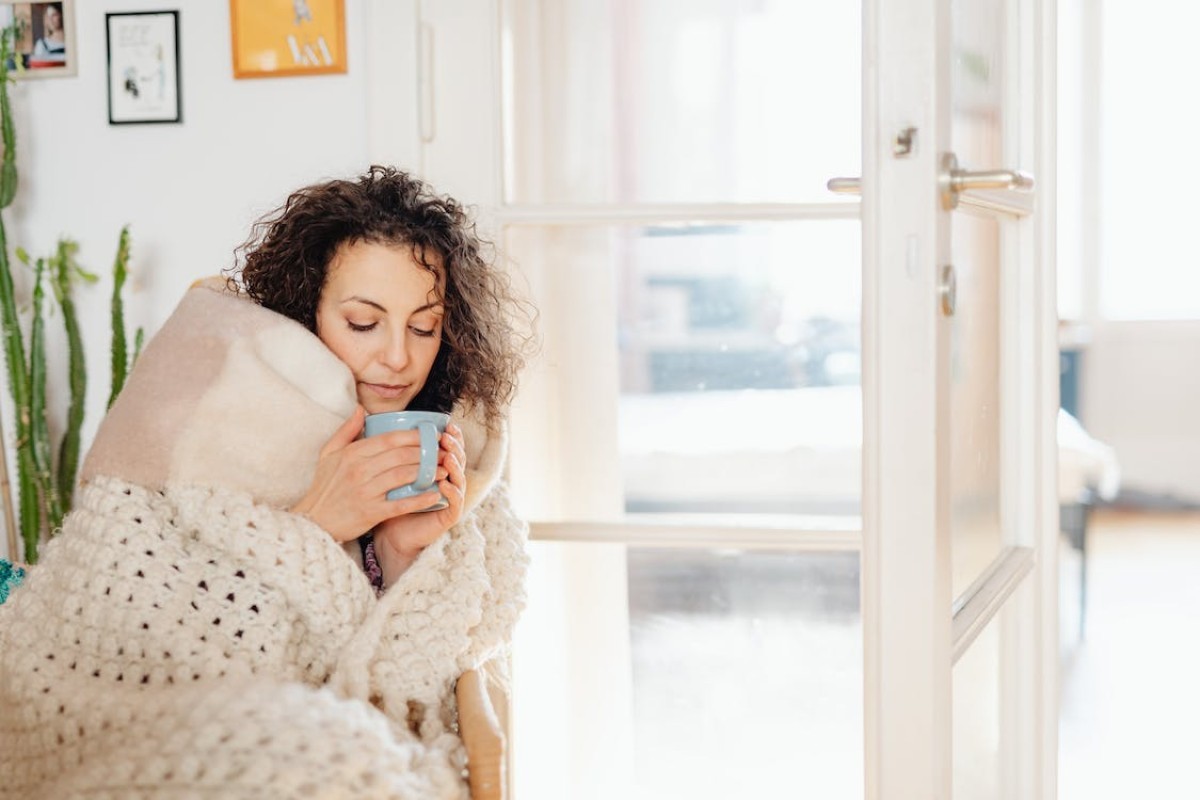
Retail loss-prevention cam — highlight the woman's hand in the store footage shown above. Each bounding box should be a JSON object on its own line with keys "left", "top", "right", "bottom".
{"left": 373, "top": 422, "right": 468, "bottom": 582}
{"left": 290, "top": 406, "right": 452, "bottom": 542}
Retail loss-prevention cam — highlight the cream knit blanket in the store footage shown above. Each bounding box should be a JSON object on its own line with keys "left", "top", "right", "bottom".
{"left": 0, "top": 281, "right": 529, "bottom": 799}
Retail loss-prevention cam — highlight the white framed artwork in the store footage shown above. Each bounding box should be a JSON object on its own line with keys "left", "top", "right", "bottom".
{"left": 106, "top": 10, "right": 181, "bottom": 125}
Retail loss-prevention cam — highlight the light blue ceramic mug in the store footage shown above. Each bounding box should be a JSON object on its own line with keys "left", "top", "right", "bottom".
{"left": 363, "top": 410, "right": 451, "bottom": 512}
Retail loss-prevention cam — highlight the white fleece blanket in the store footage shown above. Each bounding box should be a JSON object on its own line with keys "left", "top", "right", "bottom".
{"left": 0, "top": 280, "right": 529, "bottom": 799}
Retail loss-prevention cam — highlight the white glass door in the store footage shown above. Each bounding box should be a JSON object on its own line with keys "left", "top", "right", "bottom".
{"left": 419, "top": 1, "right": 868, "bottom": 797}
{"left": 415, "top": 0, "right": 1056, "bottom": 797}
{"left": 857, "top": 0, "right": 1058, "bottom": 797}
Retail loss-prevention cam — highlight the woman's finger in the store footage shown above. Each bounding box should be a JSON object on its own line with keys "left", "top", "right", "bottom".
{"left": 319, "top": 405, "right": 365, "bottom": 457}
{"left": 438, "top": 427, "right": 463, "bottom": 461}
{"left": 440, "top": 472, "right": 465, "bottom": 498}
{"left": 440, "top": 452, "right": 466, "bottom": 513}
{"left": 363, "top": 463, "right": 450, "bottom": 497}
{"left": 442, "top": 425, "right": 466, "bottom": 462}
{"left": 352, "top": 428, "right": 423, "bottom": 458}
{"left": 385, "top": 491, "right": 449, "bottom": 518}
{"left": 438, "top": 475, "right": 466, "bottom": 518}
{"left": 359, "top": 444, "right": 426, "bottom": 482}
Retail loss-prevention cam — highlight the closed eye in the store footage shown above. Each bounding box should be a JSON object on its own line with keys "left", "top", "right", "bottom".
{"left": 410, "top": 326, "right": 436, "bottom": 338}
{"left": 347, "top": 321, "right": 377, "bottom": 333}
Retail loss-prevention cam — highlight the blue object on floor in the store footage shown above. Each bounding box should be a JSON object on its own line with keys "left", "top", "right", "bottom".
{"left": 0, "top": 558, "right": 26, "bottom": 605}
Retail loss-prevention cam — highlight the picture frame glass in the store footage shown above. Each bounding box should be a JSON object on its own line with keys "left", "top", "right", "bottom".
{"left": 107, "top": 12, "right": 180, "bottom": 124}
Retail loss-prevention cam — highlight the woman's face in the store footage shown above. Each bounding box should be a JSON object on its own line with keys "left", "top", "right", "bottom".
{"left": 44, "top": 5, "right": 62, "bottom": 34}
{"left": 315, "top": 241, "right": 445, "bottom": 414}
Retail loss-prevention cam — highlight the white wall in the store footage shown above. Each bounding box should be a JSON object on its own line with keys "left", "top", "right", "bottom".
{"left": 1080, "top": 324, "right": 1200, "bottom": 503}
{"left": 2, "top": 0, "right": 421, "bottom": 558}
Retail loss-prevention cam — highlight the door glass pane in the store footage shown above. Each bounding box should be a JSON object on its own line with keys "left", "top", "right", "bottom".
{"left": 502, "top": 0, "right": 860, "bottom": 205}
{"left": 513, "top": 541, "right": 863, "bottom": 799}
{"left": 505, "top": 221, "right": 862, "bottom": 518}
{"left": 950, "top": 0, "right": 1007, "bottom": 597}
{"left": 953, "top": 614, "right": 1003, "bottom": 800}
{"left": 952, "top": 0, "right": 1007, "bottom": 169}
{"left": 949, "top": 213, "right": 1004, "bottom": 597}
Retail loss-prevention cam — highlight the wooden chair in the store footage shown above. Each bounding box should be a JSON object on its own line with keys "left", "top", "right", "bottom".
{"left": 457, "top": 659, "right": 511, "bottom": 800}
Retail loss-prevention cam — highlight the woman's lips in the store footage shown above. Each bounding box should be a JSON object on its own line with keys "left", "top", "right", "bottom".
{"left": 362, "top": 382, "right": 410, "bottom": 399}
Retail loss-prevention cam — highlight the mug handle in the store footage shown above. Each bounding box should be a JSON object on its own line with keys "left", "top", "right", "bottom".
{"left": 414, "top": 421, "right": 439, "bottom": 491}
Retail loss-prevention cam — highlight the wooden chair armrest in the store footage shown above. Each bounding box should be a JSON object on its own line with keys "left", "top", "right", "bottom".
{"left": 457, "top": 665, "right": 507, "bottom": 800}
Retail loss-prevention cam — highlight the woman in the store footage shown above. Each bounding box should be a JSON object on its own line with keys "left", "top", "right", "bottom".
{"left": 242, "top": 165, "right": 527, "bottom": 587}
{"left": 0, "top": 167, "right": 531, "bottom": 798}
{"left": 31, "top": 3, "right": 66, "bottom": 65}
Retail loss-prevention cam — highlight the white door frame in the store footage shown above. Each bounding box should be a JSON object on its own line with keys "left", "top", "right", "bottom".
{"left": 860, "top": 1, "right": 954, "bottom": 794}
{"left": 860, "top": 0, "right": 1058, "bottom": 797}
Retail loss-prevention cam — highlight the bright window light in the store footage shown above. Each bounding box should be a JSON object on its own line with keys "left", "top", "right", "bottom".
{"left": 1099, "top": 1, "right": 1200, "bottom": 320}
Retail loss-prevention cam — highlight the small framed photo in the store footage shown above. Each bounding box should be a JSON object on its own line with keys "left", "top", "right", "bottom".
{"left": 0, "top": 1, "right": 77, "bottom": 79}
{"left": 106, "top": 10, "right": 182, "bottom": 125}
{"left": 229, "top": 0, "right": 346, "bottom": 79}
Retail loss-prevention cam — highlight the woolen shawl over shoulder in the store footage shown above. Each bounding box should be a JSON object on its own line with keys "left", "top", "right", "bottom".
{"left": 0, "top": 280, "right": 529, "bottom": 799}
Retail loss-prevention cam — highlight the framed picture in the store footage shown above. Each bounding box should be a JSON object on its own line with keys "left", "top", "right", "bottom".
{"left": 106, "top": 11, "right": 181, "bottom": 125}
{"left": 0, "top": 1, "right": 77, "bottom": 78}
{"left": 229, "top": 0, "right": 346, "bottom": 79}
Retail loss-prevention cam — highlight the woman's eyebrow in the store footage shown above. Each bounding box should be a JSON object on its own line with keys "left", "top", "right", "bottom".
{"left": 342, "top": 296, "right": 387, "bottom": 313}
{"left": 341, "top": 296, "right": 444, "bottom": 314}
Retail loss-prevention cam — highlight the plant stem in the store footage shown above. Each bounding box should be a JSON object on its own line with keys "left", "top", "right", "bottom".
{"left": 28, "top": 257, "right": 59, "bottom": 539}
{"left": 0, "top": 28, "right": 17, "bottom": 210}
{"left": 51, "top": 239, "right": 86, "bottom": 523}
{"left": 0, "top": 219, "right": 25, "bottom": 558}
{"left": 108, "top": 226, "right": 131, "bottom": 409}
{"left": 0, "top": 26, "right": 36, "bottom": 560}
{"left": 132, "top": 326, "right": 144, "bottom": 367}
{"left": 0, "top": 392, "right": 16, "bottom": 560}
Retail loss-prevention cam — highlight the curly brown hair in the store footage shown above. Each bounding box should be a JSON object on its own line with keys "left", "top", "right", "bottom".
{"left": 230, "top": 166, "right": 530, "bottom": 427}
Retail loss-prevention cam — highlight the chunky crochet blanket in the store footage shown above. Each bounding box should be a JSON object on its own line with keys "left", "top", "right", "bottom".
{"left": 0, "top": 280, "right": 529, "bottom": 799}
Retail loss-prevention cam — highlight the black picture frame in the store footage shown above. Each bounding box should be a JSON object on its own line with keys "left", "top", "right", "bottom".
{"left": 106, "top": 10, "right": 181, "bottom": 125}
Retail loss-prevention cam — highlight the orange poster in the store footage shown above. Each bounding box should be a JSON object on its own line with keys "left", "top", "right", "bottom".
{"left": 230, "top": 0, "right": 345, "bottom": 78}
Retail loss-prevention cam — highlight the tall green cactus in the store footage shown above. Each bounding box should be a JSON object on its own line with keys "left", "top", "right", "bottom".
{"left": 26, "top": 253, "right": 60, "bottom": 535}
{"left": 0, "top": 20, "right": 138, "bottom": 561}
{"left": 50, "top": 240, "right": 95, "bottom": 519}
{"left": 0, "top": 24, "right": 39, "bottom": 560}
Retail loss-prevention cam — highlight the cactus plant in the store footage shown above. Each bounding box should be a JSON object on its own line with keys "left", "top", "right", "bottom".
{"left": 0, "top": 25, "right": 39, "bottom": 560}
{"left": 50, "top": 240, "right": 96, "bottom": 521}
{"left": 26, "top": 252, "right": 62, "bottom": 534}
{"left": 0, "top": 20, "right": 140, "bottom": 562}
{"left": 108, "top": 226, "right": 142, "bottom": 408}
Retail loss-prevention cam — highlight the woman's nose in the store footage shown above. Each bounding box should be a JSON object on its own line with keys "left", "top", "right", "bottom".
{"left": 381, "top": 334, "right": 409, "bottom": 371}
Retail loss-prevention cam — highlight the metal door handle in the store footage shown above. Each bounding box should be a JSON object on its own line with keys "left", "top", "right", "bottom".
{"left": 826, "top": 152, "right": 1035, "bottom": 210}
{"left": 830, "top": 178, "right": 859, "bottom": 195}
{"left": 826, "top": 177, "right": 861, "bottom": 195}
{"left": 938, "top": 153, "right": 1033, "bottom": 209}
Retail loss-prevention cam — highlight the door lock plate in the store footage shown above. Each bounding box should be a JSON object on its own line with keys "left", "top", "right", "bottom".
{"left": 939, "top": 264, "right": 957, "bottom": 316}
